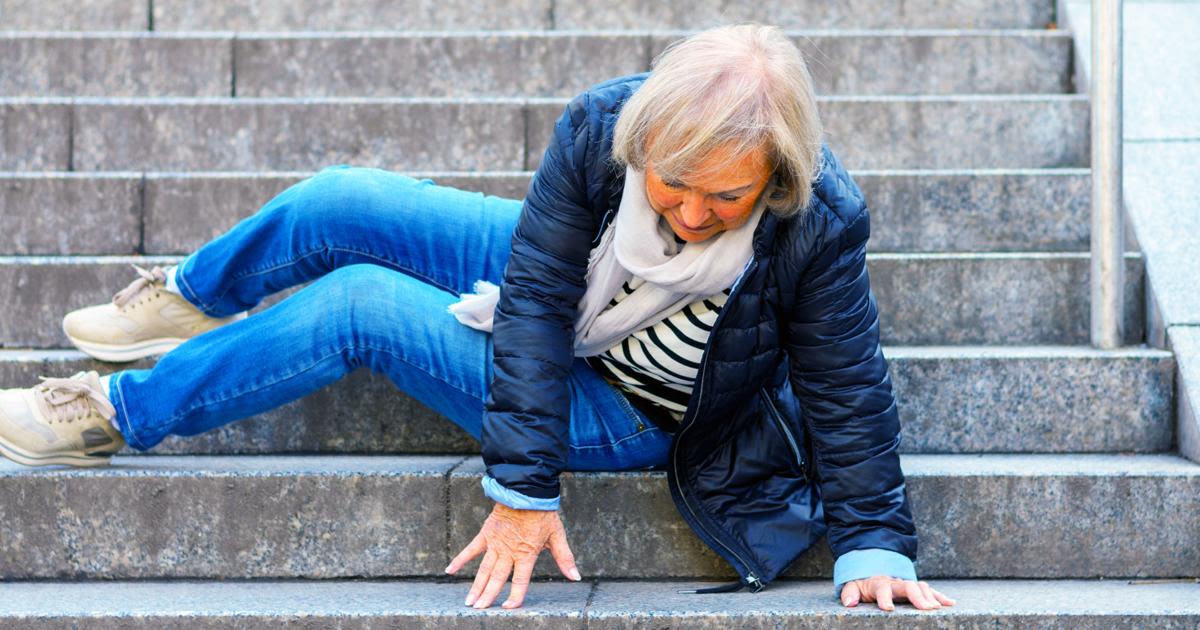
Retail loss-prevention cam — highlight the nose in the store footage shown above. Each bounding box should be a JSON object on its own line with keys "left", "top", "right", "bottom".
{"left": 678, "top": 192, "right": 712, "bottom": 229}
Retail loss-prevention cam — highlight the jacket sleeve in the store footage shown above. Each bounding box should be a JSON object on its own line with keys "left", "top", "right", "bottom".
{"left": 479, "top": 93, "right": 599, "bottom": 508}
{"left": 784, "top": 203, "right": 920, "bottom": 571}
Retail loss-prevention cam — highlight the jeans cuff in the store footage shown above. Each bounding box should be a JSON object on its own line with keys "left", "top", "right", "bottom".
{"left": 107, "top": 372, "right": 152, "bottom": 451}
{"left": 481, "top": 475, "right": 560, "bottom": 511}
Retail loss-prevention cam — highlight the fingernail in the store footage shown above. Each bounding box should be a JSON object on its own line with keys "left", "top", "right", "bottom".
{"left": 502, "top": 601, "right": 516, "bottom": 609}
{"left": 444, "top": 564, "right": 453, "bottom": 574}
{"left": 569, "top": 568, "right": 582, "bottom": 581}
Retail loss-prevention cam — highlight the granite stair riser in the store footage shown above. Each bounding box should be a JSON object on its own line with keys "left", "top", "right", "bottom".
{"left": 0, "top": 32, "right": 1073, "bottom": 98}
{"left": 0, "top": 254, "right": 1144, "bottom": 348}
{"left": 0, "top": 171, "right": 1096, "bottom": 255}
{"left": 0, "top": 454, "right": 1195, "bottom": 579}
{"left": 447, "top": 456, "right": 1200, "bottom": 580}
{"left": 0, "top": 580, "right": 1198, "bottom": 629}
{"left": 0, "top": 97, "right": 1090, "bottom": 171}
{"left": 0, "top": 348, "right": 1172, "bottom": 455}
{"left": 0, "top": 0, "right": 1059, "bottom": 30}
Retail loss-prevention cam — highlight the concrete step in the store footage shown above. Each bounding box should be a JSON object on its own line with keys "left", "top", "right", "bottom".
{"left": 0, "top": 0, "right": 1060, "bottom": 31}
{"left": 0, "top": 252, "right": 1144, "bottom": 348}
{"left": 0, "top": 579, "right": 1197, "bottom": 628}
{"left": 0, "top": 169, "right": 1096, "bottom": 256}
{"left": 0, "top": 31, "right": 1073, "bottom": 98}
{"left": 0, "top": 453, "right": 1194, "bottom": 579}
{"left": 0, "top": 346, "right": 1172, "bottom": 455}
{"left": 0, "top": 95, "right": 1089, "bottom": 171}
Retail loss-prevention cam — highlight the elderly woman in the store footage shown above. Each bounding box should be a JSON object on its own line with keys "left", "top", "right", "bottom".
{"left": 0, "top": 24, "right": 954, "bottom": 611}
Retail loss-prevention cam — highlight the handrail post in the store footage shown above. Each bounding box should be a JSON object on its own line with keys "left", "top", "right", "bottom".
{"left": 1090, "top": 0, "right": 1125, "bottom": 348}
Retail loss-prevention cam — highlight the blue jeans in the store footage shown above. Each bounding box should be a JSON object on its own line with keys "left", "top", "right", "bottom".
{"left": 107, "top": 165, "right": 674, "bottom": 487}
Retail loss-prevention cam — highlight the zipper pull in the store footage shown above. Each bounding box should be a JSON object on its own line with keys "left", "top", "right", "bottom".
{"left": 677, "top": 573, "right": 765, "bottom": 594}
{"left": 746, "top": 573, "right": 766, "bottom": 593}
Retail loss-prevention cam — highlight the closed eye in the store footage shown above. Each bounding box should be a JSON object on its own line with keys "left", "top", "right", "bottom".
{"left": 663, "top": 179, "right": 686, "bottom": 189}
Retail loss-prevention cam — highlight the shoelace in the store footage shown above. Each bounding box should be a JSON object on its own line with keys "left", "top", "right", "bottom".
{"left": 111, "top": 264, "right": 168, "bottom": 308}
{"left": 34, "top": 373, "right": 116, "bottom": 424}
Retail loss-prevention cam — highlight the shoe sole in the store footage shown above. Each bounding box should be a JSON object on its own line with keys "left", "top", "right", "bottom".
{"left": 0, "top": 435, "right": 115, "bottom": 467}
{"left": 65, "top": 335, "right": 186, "bottom": 363}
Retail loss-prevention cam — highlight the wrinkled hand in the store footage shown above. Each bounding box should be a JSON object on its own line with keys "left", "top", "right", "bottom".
{"left": 841, "top": 576, "right": 955, "bottom": 611}
{"left": 445, "top": 502, "right": 582, "bottom": 609}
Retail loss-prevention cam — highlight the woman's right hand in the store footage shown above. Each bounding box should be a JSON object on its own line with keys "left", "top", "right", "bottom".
{"left": 445, "top": 502, "right": 583, "bottom": 609}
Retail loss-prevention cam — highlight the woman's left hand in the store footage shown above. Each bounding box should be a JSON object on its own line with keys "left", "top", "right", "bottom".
{"left": 840, "top": 576, "right": 956, "bottom": 611}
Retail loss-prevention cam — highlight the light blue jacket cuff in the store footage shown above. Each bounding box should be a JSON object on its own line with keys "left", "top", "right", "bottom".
{"left": 833, "top": 548, "right": 918, "bottom": 598}
{"left": 481, "top": 475, "right": 561, "bottom": 511}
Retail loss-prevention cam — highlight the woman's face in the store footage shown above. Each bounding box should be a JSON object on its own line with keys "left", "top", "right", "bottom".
{"left": 644, "top": 144, "right": 774, "bottom": 243}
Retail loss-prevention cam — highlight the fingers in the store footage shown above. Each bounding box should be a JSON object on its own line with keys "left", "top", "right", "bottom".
{"left": 875, "top": 580, "right": 895, "bottom": 612}
{"left": 464, "top": 548, "right": 497, "bottom": 607}
{"left": 904, "top": 579, "right": 938, "bottom": 610}
{"left": 840, "top": 580, "right": 861, "bottom": 607}
{"left": 926, "top": 582, "right": 957, "bottom": 606}
{"left": 502, "top": 556, "right": 538, "bottom": 609}
{"left": 473, "top": 555, "right": 514, "bottom": 609}
{"left": 445, "top": 531, "right": 486, "bottom": 575}
{"left": 547, "top": 523, "right": 582, "bottom": 581}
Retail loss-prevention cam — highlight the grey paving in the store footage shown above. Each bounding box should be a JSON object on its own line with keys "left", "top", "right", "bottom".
{"left": 0, "top": 346, "right": 1172, "bottom": 455}
{"left": 0, "top": 579, "right": 1197, "bottom": 628}
{"left": 0, "top": 0, "right": 147, "bottom": 30}
{"left": 1125, "top": 143, "right": 1200, "bottom": 338}
{"left": 586, "top": 580, "right": 1200, "bottom": 629}
{"left": 0, "top": 100, "right": 70, "bottom": 170}
{"left": 152, "top": 0, "right": 552, "bottom": 31}
{"left": 0, "top": 169, "right": 1092, "bottom": 255}
{"left": 0, "top": 253, "right": 1145, "bottom": 347}
{"left": 0, "top": 34, "right": 230, "bottom": 97}
{"left": 1170, "top": 328, "right": 1200, "bottom": 465}
{"left": 447, "top": 454, "right": 1200, "bottom": 580}
{"left": 1069, "top": 0, "right": 1200, "bottom": 141}
{"left": 0, "top": 173, "right": 141, "bottom": 255}
{"left": 526, "top": 96, "right": 1091, "bottom": 170}
{"left": 0, "top": 454, "right": 464, "bottom": 578}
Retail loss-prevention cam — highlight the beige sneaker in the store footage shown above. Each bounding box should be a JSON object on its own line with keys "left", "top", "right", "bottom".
{"left": 0, "top": 370, "right": 125, "bottom": 467}
{"left": 63, "top": 264, "right": 246, "bottom": 362}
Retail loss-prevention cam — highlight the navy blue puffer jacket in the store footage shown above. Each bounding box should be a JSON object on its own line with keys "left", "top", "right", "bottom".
{"left": 481, "top": 71, "right": 918, "bottom": 590}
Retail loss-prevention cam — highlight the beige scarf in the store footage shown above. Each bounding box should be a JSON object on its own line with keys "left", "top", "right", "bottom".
{"left": 447, "top": 165, "right": 768, "bottom": 356}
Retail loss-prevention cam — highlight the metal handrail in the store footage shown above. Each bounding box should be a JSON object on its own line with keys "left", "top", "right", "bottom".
{"left": 1090, "top": 0, "right": 1124, "bottom": 348}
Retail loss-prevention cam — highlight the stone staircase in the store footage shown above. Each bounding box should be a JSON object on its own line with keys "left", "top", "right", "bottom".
{"left": 1, "top": 0, "right": 1197, "bottom": 625}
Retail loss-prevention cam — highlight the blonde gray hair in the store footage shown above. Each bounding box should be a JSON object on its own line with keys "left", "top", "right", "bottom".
{"left": 610, "top": 23, "right": 824, "bottom": 219}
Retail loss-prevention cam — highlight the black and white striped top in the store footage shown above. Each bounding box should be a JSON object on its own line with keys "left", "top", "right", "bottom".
{"left": 585, "top": 266, "right": 732, "bottom": 426}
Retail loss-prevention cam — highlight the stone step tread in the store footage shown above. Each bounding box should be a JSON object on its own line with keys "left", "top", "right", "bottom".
{"left": 0, "top": 96, "right": 1089, "bottom": 171}
{"left": 0, "top": 253, "right": 1147, "bottom": 347}
{"left": 0, "top": 28, "right": 1078, "bottom": 36}
{"left": 0, "top": 453, "right": 1194, "bottom": 579}
{"left": 0, "top": 344, "right": 1172, "bottom": 456}
{"left": 3, "top": 452, "right": 1192, "bottom": 479}
{"left": 0, "top": 0, "right": 1059, "bottom": 31}
{"left": 0, "top": 29, "right": 1075, "bottom": 97}
{"left": 0, "top": 579, "right": 1197, "bottom": 625}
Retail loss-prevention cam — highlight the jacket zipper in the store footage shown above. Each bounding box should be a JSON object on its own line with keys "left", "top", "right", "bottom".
{"left": 758, "top": 388, "right": 807, "bottom": 482}
{"left": 672, "top": 257, "right": 766, "bottom": 593}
